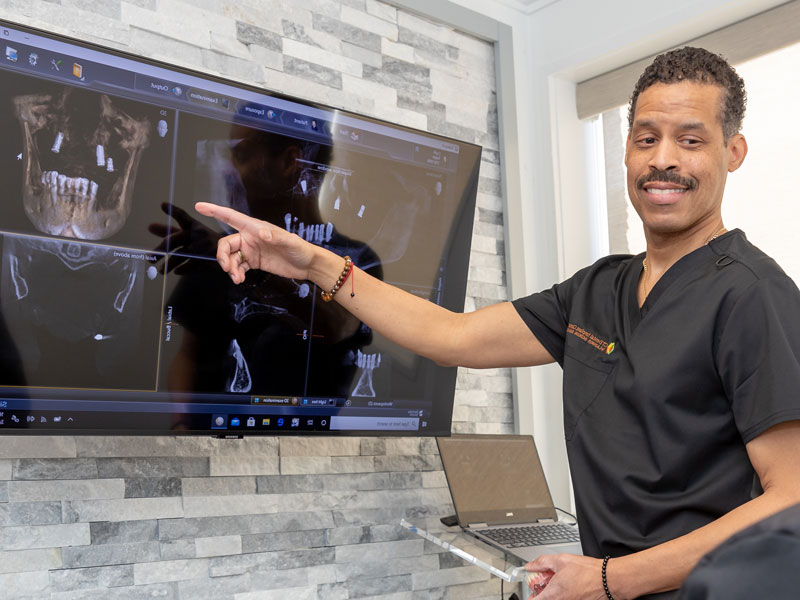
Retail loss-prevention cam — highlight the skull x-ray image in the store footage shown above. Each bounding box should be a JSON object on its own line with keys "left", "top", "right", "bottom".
{"left": 0, "top": 72, "right": 175, "bottom": 248}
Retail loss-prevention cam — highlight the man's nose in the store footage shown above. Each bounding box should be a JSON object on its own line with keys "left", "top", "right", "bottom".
{"left": 648, "top": 140, "right": 680, "bottom": 171}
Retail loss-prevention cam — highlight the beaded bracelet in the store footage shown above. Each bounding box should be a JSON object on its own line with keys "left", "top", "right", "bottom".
{"left": 321, "top": 256, "right": 353, "bottom": 302}
{"left": 602, "top": 556, "right": 615, "bottom": 600}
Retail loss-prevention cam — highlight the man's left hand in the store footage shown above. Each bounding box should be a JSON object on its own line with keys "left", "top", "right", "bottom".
{"left": 525, "top": 554, "right": 607, "bottom": 600}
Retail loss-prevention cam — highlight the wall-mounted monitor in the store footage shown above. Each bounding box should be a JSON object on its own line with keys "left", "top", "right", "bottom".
{"left": 0, "top": 19, "right": 481, "bottom": 436}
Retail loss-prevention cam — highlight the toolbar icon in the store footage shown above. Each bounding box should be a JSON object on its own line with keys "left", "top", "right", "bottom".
{"left": 28, "top": 52, "right": 38, "bottom": 66}
{"left": 5, "top": 45, "right": 18, "bottom": 62}
{"left": 72, "top": 62, "right": 82, "bottom": 78}
{"left": 11, "top": 414, "right": 19, "bottom": 423}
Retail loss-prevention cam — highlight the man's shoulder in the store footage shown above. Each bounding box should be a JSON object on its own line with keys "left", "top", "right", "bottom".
{"left": 713, "top": 229, "right": 789, "bottom": 282}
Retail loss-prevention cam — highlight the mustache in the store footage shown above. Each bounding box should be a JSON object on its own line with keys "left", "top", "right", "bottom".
{"left": 637, "top": 169, "right": 697, "bottom": 191}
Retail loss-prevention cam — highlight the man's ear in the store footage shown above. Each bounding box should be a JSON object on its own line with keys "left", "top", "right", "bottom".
{"left": 624, "top": 133, "right": 632, "bottom": 166}
{"left": 727, "top": 133, "right": 748, "bottom": 173}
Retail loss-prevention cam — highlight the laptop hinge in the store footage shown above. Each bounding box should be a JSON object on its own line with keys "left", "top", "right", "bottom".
{"left": 468, "top": 523, "right": 488, "bottom": 529}
{"left": 536, "top": 518, "right": 555, "bottom": 523}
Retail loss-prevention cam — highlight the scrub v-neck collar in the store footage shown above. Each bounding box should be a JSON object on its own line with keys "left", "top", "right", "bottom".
{"left": 627, "top": 239, "right": 722, "bottom": 330}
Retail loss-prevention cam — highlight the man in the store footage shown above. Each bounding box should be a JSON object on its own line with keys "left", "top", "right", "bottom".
{"left": 196, "top": 47, "right": 800, "bottom": 599}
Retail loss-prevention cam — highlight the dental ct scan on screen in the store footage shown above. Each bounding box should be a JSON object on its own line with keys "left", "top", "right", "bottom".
{"left": 0, "top": 20, "right": 481, "bottom": 437}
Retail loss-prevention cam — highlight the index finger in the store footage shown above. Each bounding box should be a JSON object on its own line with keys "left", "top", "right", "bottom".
{"left": 195, "top": 202, "right": 259, "bottom": 232}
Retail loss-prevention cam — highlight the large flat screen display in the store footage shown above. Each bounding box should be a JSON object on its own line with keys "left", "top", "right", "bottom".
{"left": 0, "top": 20, "right": 480, "bottom": 436}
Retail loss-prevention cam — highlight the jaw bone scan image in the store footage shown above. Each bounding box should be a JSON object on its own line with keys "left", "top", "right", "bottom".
{"left": 0, "top": 234, "right": 162, "bottom": 390}
{"left": 12, "top": 86, "right": 151, "bottom": 240}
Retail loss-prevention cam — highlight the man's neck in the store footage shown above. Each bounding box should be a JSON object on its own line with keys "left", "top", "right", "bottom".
{"left": 643, "top": 222, "right": 726, "bottom": 276}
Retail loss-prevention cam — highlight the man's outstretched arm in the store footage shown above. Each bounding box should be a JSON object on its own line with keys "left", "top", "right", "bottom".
{"left": 194, "top": 202, "right": 555, "bottom": 370}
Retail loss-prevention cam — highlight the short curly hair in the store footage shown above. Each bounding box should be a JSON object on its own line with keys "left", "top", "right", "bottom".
{"left": 628, "top": 47, "right": 746, "bottom": 141}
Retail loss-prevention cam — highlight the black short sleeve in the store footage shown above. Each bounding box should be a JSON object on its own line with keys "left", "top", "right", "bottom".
{"left": 512, "top": 271, "right": 589, "bottom": 367}
{"left": 716, "top": 275, "right": 800, "bottom": 443}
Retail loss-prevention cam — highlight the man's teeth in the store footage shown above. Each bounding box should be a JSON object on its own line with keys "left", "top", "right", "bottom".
{"left": 647, "top": 188, "right": 685, "bottom": 195}
{"left": 40, "top": 170, "right": 99, "bottom": 199}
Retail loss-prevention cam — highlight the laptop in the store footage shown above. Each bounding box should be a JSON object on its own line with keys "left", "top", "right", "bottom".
{"left": 436, "top": 433, "right": 582, "bottom": 562}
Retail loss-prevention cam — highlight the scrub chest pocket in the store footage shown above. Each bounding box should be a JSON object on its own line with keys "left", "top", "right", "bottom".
{"left": 562, "top": 339, "right": 616, "bottom": 440}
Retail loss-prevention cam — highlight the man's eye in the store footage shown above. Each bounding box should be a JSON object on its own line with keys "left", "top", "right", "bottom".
{"left": 638, "top": 137, "right": 656, "bottom": 144}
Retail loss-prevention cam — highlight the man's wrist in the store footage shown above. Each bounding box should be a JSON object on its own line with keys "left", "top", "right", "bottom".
{"left": 308, "top": 248, "right": 349, "bottom": 292}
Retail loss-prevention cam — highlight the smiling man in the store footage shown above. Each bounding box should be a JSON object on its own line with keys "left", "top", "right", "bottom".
{"left": 196, "top": 47, "right": 800, "bottom": 600}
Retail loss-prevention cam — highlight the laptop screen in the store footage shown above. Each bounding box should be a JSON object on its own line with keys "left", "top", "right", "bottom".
{"left": 437, "top": 434, "right": 557, "bottom": 526}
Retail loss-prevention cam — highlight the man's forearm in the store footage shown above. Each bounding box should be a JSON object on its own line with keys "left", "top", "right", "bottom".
{"left": 609, "top": 490, "right": 800, "bottom": 599}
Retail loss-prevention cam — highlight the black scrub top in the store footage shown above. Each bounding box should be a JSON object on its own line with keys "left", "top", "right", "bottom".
{"left": 513, "top": 230, "right": 800, "bottom": 562}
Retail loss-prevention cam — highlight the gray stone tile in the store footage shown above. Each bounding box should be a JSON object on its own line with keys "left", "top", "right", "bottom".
{"left": 62, "top": 0, "right": 122, "bottom": 19}
{"left": 236, "top": 21, "right": 282, "bottom": 52}
{"left": 12, "top": 458, "right": 98, "bottom": 480}
{"left": 426, "top": 116, "right": 478, "bottom": 145}
{"left": 335, "top": 554, "right": 438, "bottom": 581}
{"left": 333, "top": 507, "right": 407, "bottom": 528}
{"left": 0, "top": 570, "right": 50, "bottom": 599}
{"left": 0, "top": 481, "right": 7, "bottom": 503}
{"left": 317, "top": 581, "right": 349, "bottom": 600}
{"left": 284, "top": 56, "right": 342, "bottom": 89}
{"left": 347, "top": 574, "right": 412, "bottom": 598}
{"left": 419, "top": 438, "right": 438, "bottom": 455}
{"left": 276, "top": 546, "right": 335, "bottom": 570}
{"left": 0, "top": 436, "right": 76, "bottom": 459}
{"left": 96, "top": 458, "right": 209, "bottom": 478}
{"left": 124, "top": 478, "right": 182, "bottom": 498}
{"left": 158, "top": 511, "right": 335, "bottom": 541}
{"left": 133, "top": 557, "right": 210, "bottom": 585}
{"left": 8, "top": 479, "right": 124, "bottom": 502}
{"left": 282, "top": 19, "right": 320, "bottom": 47}
{"left": 208, "top": 552, "right": 276, "bottom": 577}
{"left": 48, "top": 564, "right": 134, "bottom": 591}
{"left": 0, "top": 547, "right": 61, "bottom": 574}
{"left": 360, "top": 438, "right": 385, "bottom": 456}
{"left": 181, "top": 476, "right": 256, "bottom": 497}
{"left": 478, "top": 176, "right": 502, "bottom": 196}
{"left": 49, "top": 582, "right": 178, "bottom": 600}
{"left": 374, "top": 455, "right": 441, "bottom": 472}
{"left": 159, "top": 539, "right": 196, "bottom": 560}
{"left": 241, "top": 529, "right": 326, "bottom": 553}
{"left": 478, "top": 207, "right": 504, "bottom": 226}
{"left": 61, "top": 542, "right": 161, "bottom": 568}
{"left": 398, "top": 27, "right": 458, "bottom": 63}
{"left": 1, "top": 522, "right": 90, "bottom": 551}
{"left": 0, "top": 501, "right": 63, "bottom": 526}
{"left": 177, "top": 573, "right": 250, "bottom": 599}
{"left": 90, "top": 520, "right": 159, "bottom": 545}
{"left": 396, "top": 92, "right": 446, "bottom": 120}
{"left": 312, "top": 13, "right": 380, "bottom": 52}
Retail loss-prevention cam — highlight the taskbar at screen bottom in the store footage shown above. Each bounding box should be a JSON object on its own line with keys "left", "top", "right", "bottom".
{"left": 0, "top": 409, "right": 429, "bottom": 434}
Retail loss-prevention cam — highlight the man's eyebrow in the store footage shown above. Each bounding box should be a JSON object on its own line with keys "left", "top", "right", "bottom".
{"left": 632, "top": 119, "right": 709, "bottom": 132}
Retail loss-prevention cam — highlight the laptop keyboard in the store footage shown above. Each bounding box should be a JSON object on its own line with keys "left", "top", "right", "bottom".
{"left": 481, "top": 523, "right": 580, "bottom": 547}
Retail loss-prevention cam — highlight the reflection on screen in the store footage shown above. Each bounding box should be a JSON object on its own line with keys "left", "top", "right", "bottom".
{"left": 0, "top": 19, "right": 480, "bottom": 436}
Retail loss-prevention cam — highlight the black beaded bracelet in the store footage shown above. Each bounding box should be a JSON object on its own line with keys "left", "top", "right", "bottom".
{"left": 602, "top": 556, "right": 615, "bottom": 600}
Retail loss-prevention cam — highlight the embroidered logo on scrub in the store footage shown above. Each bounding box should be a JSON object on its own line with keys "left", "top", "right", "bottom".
{"left": 567, "top": 323, "right": 615, "bottom": 354}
